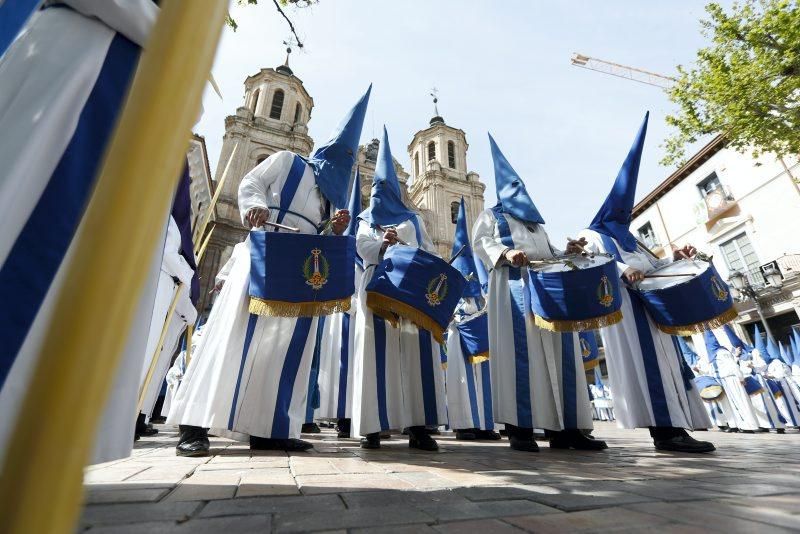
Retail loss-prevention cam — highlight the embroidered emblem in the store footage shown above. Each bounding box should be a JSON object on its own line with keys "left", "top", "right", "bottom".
{"left": 303, "top": 248, "right": 329, "bottom": 290}
{"left": 710, "top": 275, "right": 728, "bottom": 301}
{"left": 597, "top": 275, "right": 614, "bottom": 307}
{"left": 580, "top": 337, "right": 592, "bottom": 358}
{"left": 426, "top": 273, "right": 449, "bottom": 307}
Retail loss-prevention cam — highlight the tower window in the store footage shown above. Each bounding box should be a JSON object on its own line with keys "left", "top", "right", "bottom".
{"left": 293, "top": 102, "right": 302, "bottom": 123}
{"left": 447, "top": 141, "right": 456, "bottom": 169}
{"left": 269, "top": 89, "right": 284, "bottom": 120}
{"left": 427, "top": 141, "right": 436, "bottom": 161}
{"left": 450, "top": 201, "right": 460, "bottom": 224}
{"left": 251, "top": 89, "right": 260, "bottom": 113}
{"left": 414, "top": 152, "right": 419, "bottom": 176}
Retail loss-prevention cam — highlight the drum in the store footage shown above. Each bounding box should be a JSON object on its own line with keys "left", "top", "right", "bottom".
{"left": 366, "top": 245, "right": 466, "bottom": 344}
{"left": 633, "top": 258, "right": 735, "bottom": 335}
{"left": 456, "top": 310, "right": 489, "bottom": 364}
{"left": 527, "top": 253, "right": 622, "bottom": 332}
{"left": 248, "top": 231, "right": 355, "bottom": 317}
{"left": 580, "top": 331, "right": 600, "bottom": 370}
{"left": 742, "top": 375, "right": 764, "bottom": 396}
{"left": 694, "top": 375, "right": 724, "bottom": 400}
{"left": 767, "top": 378, "right": 783, "bottom": 398}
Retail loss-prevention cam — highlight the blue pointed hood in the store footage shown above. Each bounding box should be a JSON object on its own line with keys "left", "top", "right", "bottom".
{"left": 594, "top": 366, "right": 604, "bottom": 389}
{"left": 588, "top": 112, "right": 649, "bottom": 252}
{"left": 452, "top": 198, "right": 481, "bottom": 297}
{"left": 779, "top": 342, "right": 793, "bottom": 365}
{"left": 488, "top": 133, "right": 545, "bottom": 225}
{"left": 792, "top": 329, "right": 800, "bottom": 364}
{"left": 344, "top": 169, "right": 363, "bottom": 236}
{"left": 723, "top": 324, "right": 752, "bottom": 357}
{"left": 307, "top": 84, "right": 371, "bottom": 209}
{"left": 753, "top": 324, "right": 771, "bottom": 362}
{"left": 677, "top": 336, "right": 699, "bottom": 367}
{"left": 358, "top": 126, "right": 417, "bottom": 226}
{"left": 703, "top": 330, "right": 723, "bottom": 363}
{"left": 766, "top": 335, "right": 781, "bottom": 363}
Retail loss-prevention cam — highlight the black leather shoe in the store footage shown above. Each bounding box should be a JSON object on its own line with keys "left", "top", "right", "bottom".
{"left": 176, "top": 425, "right": 210, "bottom": 457}
{"left": 456, "top": 429, "right": 477, "bottom": 440}
{"left": 408, "top": 426, "right": 439, "bottom": 451}
{"left": 653, "top": 434, "right": 716, "bottom": 453}
{"left": 336, "top": 418, "right": 351, "bottom": 438}
{"left": 776, "top": 428, "right": 786, "bottom": 434}
{"left": 360, "top": 432, "right": 381, "bottom": 449}
{"left": 301, "top": 422, "right": 321, "bottom": 434}
{"left": 136, "top": 413, "right": 159, "bottom": 437}
{"left": 250, "top": 436, "right": 313, "bottom": 451}
{"left": 549, "top": 429, "right": 608, "bottom": 450}
{"left": 509, "top": 435, "right": 539, "bottom": 452}
{"left": 475, "top": 429, "right": 502, "bottom": 441}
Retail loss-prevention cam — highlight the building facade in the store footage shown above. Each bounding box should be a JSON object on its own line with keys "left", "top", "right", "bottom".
{"left": 630, "top": 135, "right": 800, "bottom": 346}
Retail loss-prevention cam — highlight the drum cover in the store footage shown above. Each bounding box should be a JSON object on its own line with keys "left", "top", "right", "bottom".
{"left": 527, "top": 254, "right": 623, "bottom": 332}
{"left": 742, "top": 375, "right": 764, "bottom": 396}
{"left": 767, "top": 378, "right": 783, "bottom": 398}
{"left": 456, "top": 311, "right": 490, "bottom": 364}
{"left": 694, "top": 375, "right": 724, "bottom": 400}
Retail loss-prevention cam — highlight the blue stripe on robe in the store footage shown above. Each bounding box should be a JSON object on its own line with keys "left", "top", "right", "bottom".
{"left": 305, "top": 315, "right": 326, "bottom": 423}
{"left": 480, "top": 361, "right": 494, "bottom": 429}
{"left": 461, "top": 338, "right": 481, "bottom": 428}
{"left": 561, "top": 332, "right": 577, "bottom": 430}
{"left": 229, "top": 314, "right": 259, "bottom": 430}
{"left": 0, "top": 33, "right": 140, "bottom": 389}
{"left": 374, "top": 315, "right": 390, "bottom": 431}
{"left": 336, "top": 314, "right": 351, "bottom": 419}
{"left": 418, "top": 329, "right": 438, "bottom": 426}
{"left": 271, "top": 317, "right": 314, "bottom": 438}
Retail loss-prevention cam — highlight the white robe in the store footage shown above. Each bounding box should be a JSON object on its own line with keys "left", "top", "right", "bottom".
{"left": 445, "top": 299, "right": 494, "bottom": 431}
{"left": 168, "top": 151, "right": 329, "bottom": 440}
{"left": 696, "top": 347, "right": 759, "bottom": 431}
{"left": 473, "top": 210, "right": 592, "bottom": 431}
{"left": 0, "top": 1, "right": 164, "bottom": 466}
{"left": 767, "top": 359, "right": 800, "bottom": 427}
{"left": 578, "top": 230, "right": 710, "bottom": 430}
{"left": 350, "top": 216, "right": 447, "bottom": 437}
{"left": 590, "top": 384, "right": 615, "bottom": 421}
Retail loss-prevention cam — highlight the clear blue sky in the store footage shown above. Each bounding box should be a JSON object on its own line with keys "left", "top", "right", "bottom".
{"left": 195, "top": 0, "right": 732, "bottom": 243}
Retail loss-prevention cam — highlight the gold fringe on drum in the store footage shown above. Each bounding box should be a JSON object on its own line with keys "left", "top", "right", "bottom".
{"left": 248, "top": 296, "right": 351, "bottom": 318}
{"left": 469, "top": 352, "right": 490, "bottom": 364}
{"left": 583, "top": 359, "right": 600, "bottom": 371}
{"left": 532, "top": 309, "right": 623, "bottom": 333}
{"left": 366, "top": 292, "right": 447, "bottom": 344}
{"left": 654, "top": 306, "right": 738, "bottom": 336}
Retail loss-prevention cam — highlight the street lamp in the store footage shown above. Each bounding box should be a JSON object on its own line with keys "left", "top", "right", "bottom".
{"left": 762, "top": 263, "right": 784, "bottom": 288}
{"left": 727, "top": 269, "right": 779, "bottom": 341}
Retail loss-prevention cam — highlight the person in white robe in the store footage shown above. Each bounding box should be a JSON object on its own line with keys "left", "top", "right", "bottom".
{"left": 746, "top": 324, "right": 790, "bottom": 431}
{"left": 168, "top": 87, "right": 371, "bottom": 455}
{"left": 677, "top": 335, "right": 737, "bottom": 432}
{"left": 765, "top": 337, "right": 800, "bottom": 428}
{"left": 0, "top": 0, "right": 177, "bottom": 467}
{"left": 351, "top": 126, "right": 447, "bottom": 451}
{"left": 577, "top": 113, "right": 714, "bottom": 453}
{"left": 472, "top": 134, "right": 603, "bottom": 452}
{"left": 444, "top": 199, "right": 499, "bottom": 441}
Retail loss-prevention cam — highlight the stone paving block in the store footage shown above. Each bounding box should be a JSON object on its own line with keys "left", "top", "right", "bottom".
{"left": 521, "top": 484, "right": 657, "bottom": 511}
{"left": 273, "top": 505, "right": 435, "bottom": 533}
{"left": 199, "top": 493, "right": 345, "bottom": 518}
{"left": 390, "top": 470, "right": 456, "bottom": 489}
{"left": 81, "top": 501, "right": 202, "bottom": 526}
{"left": 432, "top": 518, "right": 525, "bottom": 533}
{"left": 85, "top": 487, "right": 171, "bottom": 504}
{"left": 342, "top": 488, "right": 466, "bottom": 508}
{"left": 455, "top": 485, "right": 549, "bottom": 502}
{"left": 505, "top": 506, "right": 674, "bottom": 533}
{"left": 163, "top": 470, "right": 241, "bottom": 502}
{"left": 236, "top": 468, "right": 300, "bottom": 497}
{"left": 690, "top": 481, "right": 799, "bottom": 497}
{"left": 85, "top": 514, "right": 271, "bottom": 534}
{"left": 418, "top": 498, "right": 561, "bottom": 522}
{"left": 351, "top": 525, "right": 438, "bottom": 534}
{"left": 295, "top": 473, "right": 415, "bottom": 494}
{"left": 626, "top": 501, "right": 795, "bottom": 533}
{"left": 84, "top": 466, "right": 149, "bottom": 484}
{"left": 682, "top": 499, "right": 800, "bottom": 530}
{"left": 721, "top": 493, "right": 800, "bottom": 515}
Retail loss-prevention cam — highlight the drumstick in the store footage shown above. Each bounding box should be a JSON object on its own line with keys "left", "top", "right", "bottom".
{"left": 375, "top": 224, "right": 409, "bottom": 246}
{"left": 449, "top": 245, "right": 467, "bottom": 265}
{"left": 644, "top": 273, "right": 696, "bottom": 278}
{"left": 261, "top": 221, "right": 301, "bottom": 232}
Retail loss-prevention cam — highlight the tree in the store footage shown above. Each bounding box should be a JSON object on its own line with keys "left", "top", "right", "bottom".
{"left": 661, "top": 0, "right": 800, "bottom": 167}
{"left": 226, "top": 0, "right": 318, "bottom": 34}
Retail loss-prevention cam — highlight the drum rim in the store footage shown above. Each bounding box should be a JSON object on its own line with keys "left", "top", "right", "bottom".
{"left": 636, "top": 258, "right": 710, "bottom": 292}
{"left": 527, "top": 252, "right": 615, "bottom": 273}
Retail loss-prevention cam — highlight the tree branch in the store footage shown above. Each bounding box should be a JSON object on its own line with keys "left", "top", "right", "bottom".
{"left": 273, "top": 0, "right": 303, "bottom": 47}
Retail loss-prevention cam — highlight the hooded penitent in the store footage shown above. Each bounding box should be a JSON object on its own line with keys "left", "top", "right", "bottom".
{"left": 753, "top": 324, "right": 772, "bottom": 363}
{"left": 723, "top": 324, "right": 752, "bottom": 360}
{"left": 358, "top": 126, "right": 417, "bottom": 227}
{"left": 588, "top": 112, "right": 649, "bottom": 252}
{"left": 307, "top": 84, "right": 371, "bottom": 209}
{"left": 779, "top": 342, "right": 794, "bottom": 366}
{"left": 792, "top": 329, "right": 800, "bottom": 364}
{"left": 451, "top": 197, "right": 482, "bottom": 298}
{"left": 703, "top": 330, "right": 724, "bottom": 364}
{"left": 767, "top": 336, "right": 782, "bottom": 364}
{"left": 488, "top": 133, "right": 545, "bottom": 225}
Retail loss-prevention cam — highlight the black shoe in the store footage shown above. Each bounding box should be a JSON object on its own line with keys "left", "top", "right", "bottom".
{"left": 380, "top": 431, "right": 392, "bottom": 439}
{"left": 136, "top": 413, "right": 159, "bottom": 437}
{"left": 741, "top": 429, "right": 756, "bottom": 434}
{"left": 455, "top": 429, "right": 477, "bottom": 440}
{"left": 176, "top": 425, "right": 210, "bottom": 457}
{"left": 150, "top": 415, "right": 167, "bottom": 424}
{"left": 360, "top": 432, "right": 381, "bottom": 449}
{"left": 250, "top": 436, "right": 313, "bottom": 451}
{"left": 336, "top": 418, "right": 351, "bottom": 438}
{"left": 301, "top": 422, "right": 321, "bottom": 434}
{"left": 499, "top": 429, "right": 509, "bottom": 437}
{"left": 653, "top": 434, "right": 716, "bottom": 453}
{"left": 509, "top": 435, "right": 539, "bottom": 452}
{"left": 729, "top": 428, "right": 740, "bottom": 433}
{"left": 549, "top": 429, "right": 608, "bottom": 451}
{"left": 475, "top": 429, "right": 502, "bottom": 440}
{"left": 776, "top": 428, "right": 786, "bottom": 434}
{"left": 408, "top": 426, "right": 439, "bottom": 451}
{"left": 427, "top": 426, "right": 441, "bottom": 435}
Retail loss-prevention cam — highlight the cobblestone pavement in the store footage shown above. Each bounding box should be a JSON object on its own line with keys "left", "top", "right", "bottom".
{"left": 80, "top": 422, "right": 800, "bottom": 533}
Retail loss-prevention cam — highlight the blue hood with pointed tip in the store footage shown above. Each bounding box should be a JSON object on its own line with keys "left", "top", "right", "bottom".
{"left": 488, "top": 133, "right": 545, "bottom": 225}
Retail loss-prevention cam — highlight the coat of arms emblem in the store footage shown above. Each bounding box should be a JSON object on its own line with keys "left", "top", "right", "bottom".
{"left": 426, "top": 273, "right": 449, "bottom": 307}
{"left": 597, "top": 275, "right": 614, "bottom": 307}
{"left": 580, "top": 337, "right": 592, "bottom": 358}
{"left": 710, "top": 275, "right": 728, "bottom": 301}
{"left": 303, "top": 248, "right": 329, "bottom": 290}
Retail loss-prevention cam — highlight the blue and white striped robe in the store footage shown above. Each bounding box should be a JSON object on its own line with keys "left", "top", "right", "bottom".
{"left": 168, "top": 151, "right": 331, "bottom": 440}
{"left": 351, "top": 216, "right": 447, "bottom": 437}
{"left": 0, "top": 1, "right": 163, "bottom": 465}
{"left": 473, "top": 209, "right": 593, "bottom": 431}
{"left": 445, "top": 299, "right": 495, "bottom": 431}
{"left": 578, "top": 230, "right": 711, "bottom": 430}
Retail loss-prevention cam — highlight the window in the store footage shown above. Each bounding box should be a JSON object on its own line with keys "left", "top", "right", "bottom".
{"left": 450, "top": 201, "right": 460, "bottom": 224}
{"left": 293, "top": 102, "right": 302, "bottom": 124}
{"left": 720, "top": 233, "right": 762, "bottom": 284}
{"left": 427, "top": 141, "right": 436, "bottom": 161}
{"left": 250, "top": 89, "right": 260, "bottom": 113}
{"left": 447, "top": 141, "right": 456, "bottom": 169}
{"left": 256, "top": 155, "right": 268, "bottom": 166}
{"left": 636, "top": 222, "right": 659, "bottom": 249}
{"left": 269, "top": 89, "right": 284, "bottom": 119}
{"left": 697, "top": 172, "right": 722, "bottom": 198}
{"left": 414, "top": 152, "right": 419, "bottom": 176}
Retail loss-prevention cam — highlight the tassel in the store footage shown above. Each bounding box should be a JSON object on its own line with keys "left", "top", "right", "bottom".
{"left": 533, "top": 309, "right": 623, "bottom": 333}
{"left": 469, "top": 352, "right": 490, "bottom": 364}
{"left": 366, "top": 292, "right": 447, "bottom": 344}
{"left": 248, "top": 296, "right": 351, "bottom": 318}
{"left": 654, "top": 306, "right": 738, "bottom": 336}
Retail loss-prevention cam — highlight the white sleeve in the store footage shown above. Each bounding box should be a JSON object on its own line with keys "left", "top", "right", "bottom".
{"left": 64, "top": 0, "right": 158, "bottom": 47}
{"left": 415, "top": 215, "right": 438, "bottom": 256}
{"left": 577, "top": 229, "right": 630, "bottom": 276}
{"left": 356, "top": 220, "right": 384, "bottom": 266}
{"left": 238, "top": 151, "right": 294, "bottom": 227}
{"left": 472, "top": 210, "right": 508, "bottom": 269}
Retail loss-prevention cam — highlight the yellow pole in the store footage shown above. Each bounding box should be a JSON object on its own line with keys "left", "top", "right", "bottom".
{"left": 184, "top": 323, "right": 195, "bottom": 369}
{"left": 0, "top": 2, "right": 227, "bottom": 533}
{"left": 136, "top": 282, "right": 184, "bottom": 415}
{"left": 193, "top": 141, "right": 239, "bottom": 248}
{"left": 195, "top": 223, "right": 216, "bottom": 264}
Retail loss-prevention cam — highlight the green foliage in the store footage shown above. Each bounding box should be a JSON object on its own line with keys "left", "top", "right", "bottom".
{"left": 662, "top": 0, "right": 800, "bottom": 167}
{"left": 226, "top": 0, "right": 317, "bottom": 31}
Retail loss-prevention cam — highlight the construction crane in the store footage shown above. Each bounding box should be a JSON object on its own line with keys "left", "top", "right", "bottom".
{"left": 570, "top": 53, "right": 675, "bottom": 89}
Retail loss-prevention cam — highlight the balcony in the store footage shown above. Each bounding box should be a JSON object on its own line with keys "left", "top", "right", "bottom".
{"left": 703, "top": 184, "right": 737, "bottom": 220}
